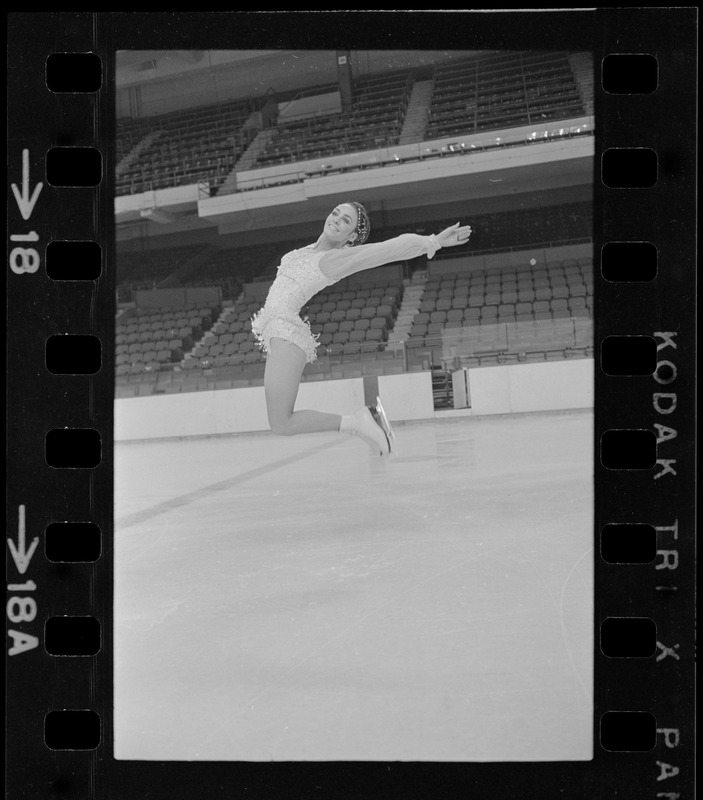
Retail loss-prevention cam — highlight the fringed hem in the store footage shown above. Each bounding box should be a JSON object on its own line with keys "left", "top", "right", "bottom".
{"left": 250, "top": 308, "right": 320, "bottom": 364}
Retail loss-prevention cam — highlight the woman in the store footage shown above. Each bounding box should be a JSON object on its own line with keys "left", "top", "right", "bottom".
{"left": 251, "top": 201, "right": 472, "bottom": 456}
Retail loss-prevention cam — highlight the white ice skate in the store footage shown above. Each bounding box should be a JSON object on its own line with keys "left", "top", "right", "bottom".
{"left": 369, "top": 396, "right": 395, "bottom": 456}
{"left": 341, "top": 396, "right": 395, "bottom": 456}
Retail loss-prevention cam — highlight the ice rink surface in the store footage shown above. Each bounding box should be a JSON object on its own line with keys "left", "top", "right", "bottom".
{"left": 114, "top": 409, "right": 594, "bottom": 762}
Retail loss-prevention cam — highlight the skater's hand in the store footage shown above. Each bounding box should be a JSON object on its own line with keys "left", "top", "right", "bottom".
{"left": 436, "top": 222, "right": 472, "bottom": 248}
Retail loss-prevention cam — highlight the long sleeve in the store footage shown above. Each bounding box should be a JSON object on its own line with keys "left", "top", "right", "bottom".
{"left": 317, "top": 233, "right": 440, "bottom": 282}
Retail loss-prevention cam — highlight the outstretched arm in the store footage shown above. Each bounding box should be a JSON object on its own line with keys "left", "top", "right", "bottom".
{"left": 318, "top": 223, "right": 473, "bottom": 281}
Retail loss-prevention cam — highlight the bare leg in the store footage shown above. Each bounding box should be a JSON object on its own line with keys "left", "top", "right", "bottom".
{"left": 264, "top": 337, "right": 342, "bottom": 436}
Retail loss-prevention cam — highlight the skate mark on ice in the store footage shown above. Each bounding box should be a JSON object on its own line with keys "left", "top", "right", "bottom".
{"left": 115, "top": 438, "right": 343, "bottom": 529}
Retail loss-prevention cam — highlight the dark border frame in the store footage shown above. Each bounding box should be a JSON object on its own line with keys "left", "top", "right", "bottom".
{"left": 5, "top": 10, "right": 696, "bottom": 799}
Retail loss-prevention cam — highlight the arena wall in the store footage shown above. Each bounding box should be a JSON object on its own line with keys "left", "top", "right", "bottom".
{"left": 114, "top": 359, "right": 593, "bottom": 441}
{"left": 467, "top": 358, "right": 594, "bottom": 415}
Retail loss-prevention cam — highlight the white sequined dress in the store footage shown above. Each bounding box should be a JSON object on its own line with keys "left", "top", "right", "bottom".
{"left": 251, "top": 234, "right": 441, "bottom": 363}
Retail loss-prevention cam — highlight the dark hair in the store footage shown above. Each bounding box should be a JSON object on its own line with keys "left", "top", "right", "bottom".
{"left": 343, "top": 200, "right": 371, "bottom": 246}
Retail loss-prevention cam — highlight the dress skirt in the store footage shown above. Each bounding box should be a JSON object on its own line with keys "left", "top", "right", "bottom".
{"left": 250, "top": 307, "right": 321, "bottom": 364}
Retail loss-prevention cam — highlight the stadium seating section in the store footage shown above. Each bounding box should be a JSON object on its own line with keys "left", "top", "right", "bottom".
{"left": 116, "top": 50, "right": 590, "bottom": 197}
{"left": 382, "top": 201, "right": 592, "bottom": 257}
{"left": 115, "top": 250, "right": 593, "bottom": 397}
{"left": 405, "top": 255, "right": 593, "bottom": 366}
{"left": 116, "top": 98, "right": 255, "bottom": 196}
{"left": 116, "top": 201, "right": 592, "bottom": 301}
{"left": 115, "top": 301, "right": 221, "bottom": 378}
{"left": 117, "top": 243, "right": 208, "bottom": 291}
{"left": 115, "top": 51, "right": 594, "bottom": 399}
{"left": 254, "top": 69, "right": 411, "bottom": 166}
{"left": 426, "top": 51, "right": 585, "bottom": 140}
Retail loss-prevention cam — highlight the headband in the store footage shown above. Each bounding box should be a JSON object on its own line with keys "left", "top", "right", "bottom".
{"left": 344, "top": 201, "right": 371, "bottom": 247}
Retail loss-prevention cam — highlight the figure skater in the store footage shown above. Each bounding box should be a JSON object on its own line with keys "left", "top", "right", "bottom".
{"left": 251, "top": 201, "right": 472, "bottom": 456}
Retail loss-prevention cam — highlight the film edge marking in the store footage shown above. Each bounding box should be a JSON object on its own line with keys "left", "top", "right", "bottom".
{"left": 7, "top": 505, "right": 40, "bottom": 657}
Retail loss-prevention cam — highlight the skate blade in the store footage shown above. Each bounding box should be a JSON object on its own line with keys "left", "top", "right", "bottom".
{"left": 372, "top": 396, "right": 396, "bottom": 456}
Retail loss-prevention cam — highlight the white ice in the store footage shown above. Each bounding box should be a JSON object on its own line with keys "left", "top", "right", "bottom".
{"left": 114, "top": 409, "right": 593, "bottom": 762}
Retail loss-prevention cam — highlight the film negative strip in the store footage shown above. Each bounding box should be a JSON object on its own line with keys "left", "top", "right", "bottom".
{"left": 6, "top": 10, "right": 696, "bottom": 799}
